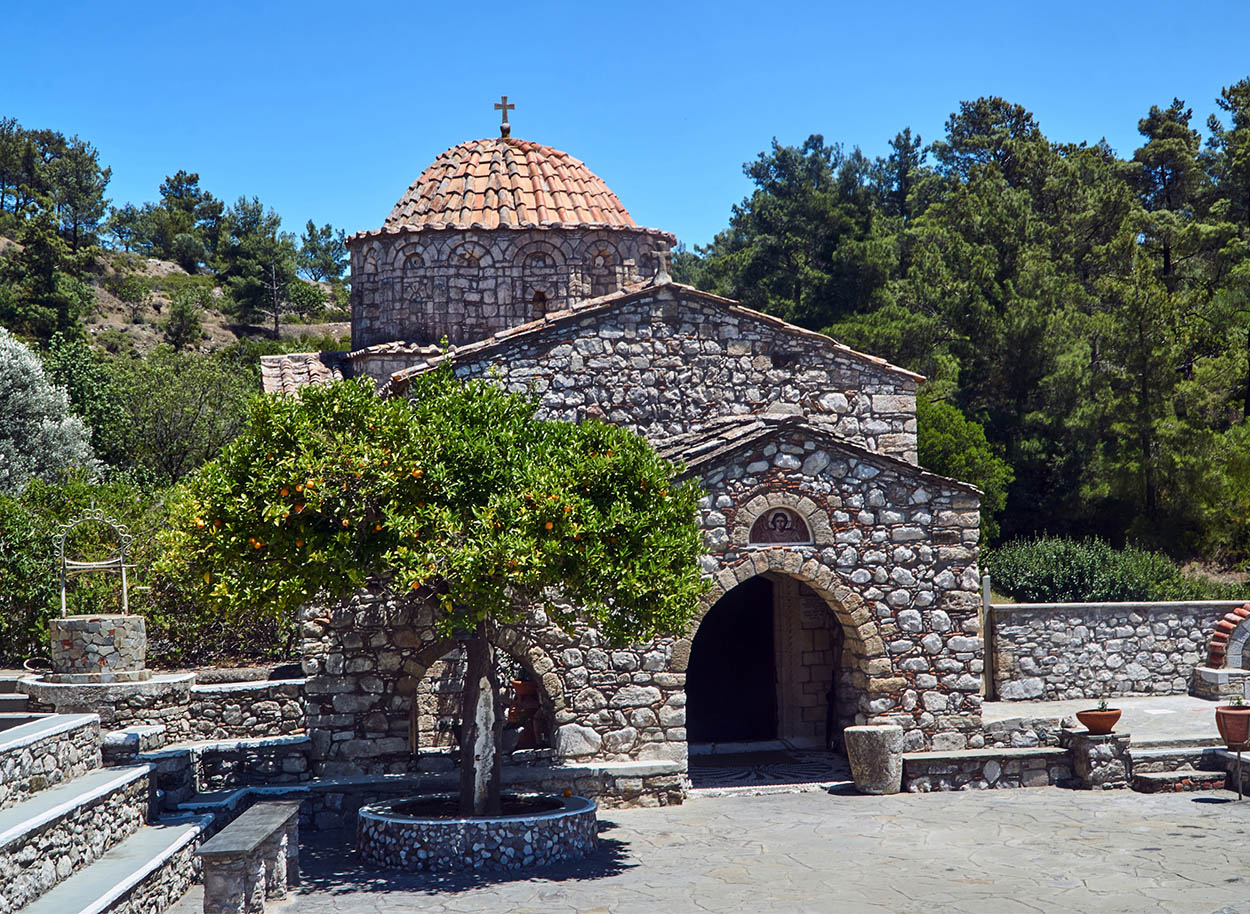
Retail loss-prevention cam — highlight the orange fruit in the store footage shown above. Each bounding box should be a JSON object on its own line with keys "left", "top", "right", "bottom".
{"left": 544, "top": 521, "right": 554, "bottom": 530}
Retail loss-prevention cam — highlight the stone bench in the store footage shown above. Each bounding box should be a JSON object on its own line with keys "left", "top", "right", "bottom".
{"left": 195, "top": 800, "right": 301, "bottom": 914}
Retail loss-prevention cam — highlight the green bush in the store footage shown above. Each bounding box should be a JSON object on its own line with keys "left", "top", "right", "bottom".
{"left": 985, "top": 536, "right": 1244, "bottom": 603}
{"left": 0, "top": 473, "right": 297, "bottom": 667}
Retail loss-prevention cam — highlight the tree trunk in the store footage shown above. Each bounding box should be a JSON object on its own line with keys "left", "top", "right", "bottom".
{"left": 458, "top": 623, "right": 502, "bottom": 816}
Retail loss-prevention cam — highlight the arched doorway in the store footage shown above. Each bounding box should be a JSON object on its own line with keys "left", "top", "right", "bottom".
{"left": 686, "top": 572, "right": 844, "bottom": 750}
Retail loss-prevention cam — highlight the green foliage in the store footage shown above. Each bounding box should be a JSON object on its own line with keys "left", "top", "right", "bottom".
{"left": 105, "top": 346, "right": 256, "bottom": 483}
{"left": 985, "top": 536, "right": 1243, "bottom": 603}
{"left": 0, "top": 327, "right": 95, "bottom": 494}
{"left": 170, "top": 233, "right": 207, "bottom": 274}
{"left": 0, "top": 494, "right": 57, "bottom": 662}
{"left": 216, "top": 196, "right": 298, "bottom": 334}
{"left": 162, "top": 286, "right": 205, "bottom": 350}
{"left": 0, "top": 202, "right": 95, "bottom": 340}
{"left": 171, "top": 374, "right": 707, "bottom": 644}
{"left": 41, "top": 332, "right": 125, "bottom": 462}
{"left": 286, "top": 279, "right": 326, "bottom": 320}
{"left": 297, "top": 221, "right": 347, "bottom": 282}
{"left": 106, "top": 271, "right": 153, "bottom": 321}
{"left": 916, "top": 395, "right": 1013, "bottom": 541}
{"left": 0, "top": 473, "right": 291, "bottom": 666}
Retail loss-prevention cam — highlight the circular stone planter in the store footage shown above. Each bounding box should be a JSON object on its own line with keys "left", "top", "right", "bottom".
{"left": 357, "top": 793, "right": 598, "bottom": 873}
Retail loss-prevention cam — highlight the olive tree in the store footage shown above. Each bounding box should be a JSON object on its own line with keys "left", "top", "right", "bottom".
{"left": 0, "top": 327, "right": 94, "bottom": 494}
{"left": 171, "top": 372, "right": 706, "bottom": 814}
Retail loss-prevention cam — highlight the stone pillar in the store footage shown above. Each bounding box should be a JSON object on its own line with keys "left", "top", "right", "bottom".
{"left": 1061, "top": 730, "right": 1131, "bottom": 790}
{"left": 48, "top": 614, "right": 151, "bottom": 683}
{"left": 845, "top": 724, "right": 904, "bottom": 795}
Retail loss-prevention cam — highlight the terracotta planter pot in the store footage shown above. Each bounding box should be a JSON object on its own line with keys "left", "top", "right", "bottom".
{"left": 1216, "top": 706, "right": 1250, "bottom": 749}
{"left": 1075, "top": 708, "right": 1121, "bottom": 735}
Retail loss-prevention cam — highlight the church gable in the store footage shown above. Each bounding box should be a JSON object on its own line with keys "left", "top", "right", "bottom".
{"left": 390, "top": 282, "right": 923, "bottom": 462}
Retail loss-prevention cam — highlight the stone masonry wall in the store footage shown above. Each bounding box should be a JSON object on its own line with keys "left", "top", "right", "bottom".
{"left": 349, "top": 225, "right": 671, "bottom": 349}
{"left": 300, "top": 591, "right": 687, "bottom": 778}
{"left": 431, "top": 285, "right": 920, "bottom": 462}
{"left": 991, "top": 601, "right": 1241, "bottom": 700}
{"left": 0, "top": 716, "right": 101, "bottom": 811}
{"left": 691, "top": 425, "right": 983, "bottom": 752}
{"left": 183, "top": 681, "right": 306, "bottom": 741}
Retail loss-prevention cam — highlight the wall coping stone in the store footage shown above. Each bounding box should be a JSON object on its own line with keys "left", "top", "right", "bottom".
{"left": 102, "top": 724, "right": 167, "bottom": 752}
{"left": 143, "top": 734, "right": 311, "bottom": 759}
{"left": 904, "top": 747, "right": 1069, "bottom": 764}
{"left": 191, "top": 678, "right": 307, "bottom": 695}
{"left": 19, "top": 672, "right": 195, "bottom": 701}
{"left": 992, "top": 600, "right": 1246, "bottom": 615}
{"left": 0, "top": 712, "right": 95, "bottom": 754}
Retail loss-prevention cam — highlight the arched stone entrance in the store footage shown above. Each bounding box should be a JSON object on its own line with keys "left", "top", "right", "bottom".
{"left": 686, "top": 572, "right": 845, "bottom": 749}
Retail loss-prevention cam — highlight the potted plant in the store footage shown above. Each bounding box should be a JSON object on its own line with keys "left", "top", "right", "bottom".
{"left": 1216, "top": 696, "right": 1250, "bottom": 749}
{"left": 1075, "top": 698, "right": 1121, "bottom": 735}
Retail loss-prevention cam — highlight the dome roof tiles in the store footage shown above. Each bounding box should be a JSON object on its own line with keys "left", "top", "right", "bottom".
{"left": 384, "top": 137, "right": 639, "bottom": 231}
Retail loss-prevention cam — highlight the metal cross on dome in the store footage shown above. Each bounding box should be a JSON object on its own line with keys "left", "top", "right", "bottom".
{"left": 494, "top": 95, "right": 515, "bottom": 137}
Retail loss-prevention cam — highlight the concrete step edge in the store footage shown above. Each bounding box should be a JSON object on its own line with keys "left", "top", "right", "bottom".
{"left": 0, "top": 764, "right": 151, "bottom": 849}
{"left": 13, "top": 816, "right": 213, "bottom": 914}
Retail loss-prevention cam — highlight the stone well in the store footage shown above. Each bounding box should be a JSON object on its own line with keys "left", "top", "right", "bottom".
{"left": 357, "top": 793, "right": 598, "bottom": 872}
{"left": 48, "top": 615, "right": 151, "bottom": 683}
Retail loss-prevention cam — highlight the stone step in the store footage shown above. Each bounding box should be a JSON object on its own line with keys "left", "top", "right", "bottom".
{"left": 1131, "top": 770, "right": 1227, "bottom": 793}
{"left": 0, "top": 693, "right": 29, "bottom": 712}
{"left": 0, "top": 675, "right": 23, "bottom": 694}
{"left": 1128, "top": 745, "right": 1228, "bottom": 774}
{"left": 14, "top": 815, "right": 212, "bottom": 914}
{"left": 0, "top": 764, "right": 152, "bottom": 914}
{"left": 0, "top": 714, "right": 102, "bottom": 811}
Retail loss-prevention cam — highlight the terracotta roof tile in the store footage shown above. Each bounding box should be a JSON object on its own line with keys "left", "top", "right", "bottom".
{"left": 384, "top": 137, "right": 637, "bottom": 230}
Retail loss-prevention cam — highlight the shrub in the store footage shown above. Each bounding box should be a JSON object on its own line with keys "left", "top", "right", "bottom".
{"left": 0, "top": 327, "right": 95, "bottom": 494}
{"left": 985, "top": 536, "right": 1243, "bottom": 603}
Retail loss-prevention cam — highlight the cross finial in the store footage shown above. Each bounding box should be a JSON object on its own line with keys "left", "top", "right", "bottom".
{"left": 652, "top": 247, "right": 673, "bottom": 285}
{"left": 494, "top": 95, "right": 515, "bottom": 138}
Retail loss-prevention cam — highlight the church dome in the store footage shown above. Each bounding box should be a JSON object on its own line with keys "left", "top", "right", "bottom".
{"left": 384, "top": 137, "right": 638, "bottom": 231}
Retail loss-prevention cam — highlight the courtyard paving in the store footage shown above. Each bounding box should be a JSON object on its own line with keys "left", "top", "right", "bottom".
{"left": 171, "top": 787, "right": 1250, "bottom": 914}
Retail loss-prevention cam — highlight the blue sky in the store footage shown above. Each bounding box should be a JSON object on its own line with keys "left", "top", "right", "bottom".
{"left": 4, "top": 1, "right": 1249, "bottom": 249}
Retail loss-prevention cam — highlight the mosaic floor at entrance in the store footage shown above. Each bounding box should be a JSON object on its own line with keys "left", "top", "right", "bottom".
{"left": 686, "top": 748, "right": 851, "bottom": 792}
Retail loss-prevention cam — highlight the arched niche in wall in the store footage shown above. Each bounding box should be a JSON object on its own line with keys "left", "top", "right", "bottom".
{"left": 517, "top": 242, "right": 564, "bottom": 318}
{"left": 733, "top": 493, "right": 832, "bottom": 548}
{"left": 582, "top": 242, "right": 621, "bottom": 297}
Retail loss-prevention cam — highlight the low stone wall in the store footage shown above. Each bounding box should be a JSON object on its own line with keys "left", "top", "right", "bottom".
{"left": 990, "top": 601, "right": 1242, "bottom": 701}
{"left": 141, "top": 736, "right": 312, "bottom": 812}
{"left": 0, "top": 714, "right": 101, "bottom": 810}
{"left": 357, "top": 794, "right": 597, "bottom": 872}
{"left": 183, "top": 680, "right": 306, "bottom": 741}
{"left": 980, "top": 711, "right": 1065, "bottom": 749}
{"left": 902, "top": 747, "right": 1072, "bottom": 792}
{"left": 179, "top": 760, "right": 685, "bottom": 833}
{"left": 21, "top": 673, "right": 194, "bottom": 732}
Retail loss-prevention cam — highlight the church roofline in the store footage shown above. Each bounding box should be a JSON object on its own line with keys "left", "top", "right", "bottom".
{"left": 346, "top": 223, "right": 677, "bottom": 246}
{"left": 655, "top": 413, "right": 982, "bottom": 496}
{"left": 383, "top": 282, "right": 925, "bottom": 395}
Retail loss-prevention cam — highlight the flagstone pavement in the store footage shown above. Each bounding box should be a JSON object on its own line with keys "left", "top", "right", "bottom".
{"left": 171, "top": 787, "right": 1250, "bottom": 914}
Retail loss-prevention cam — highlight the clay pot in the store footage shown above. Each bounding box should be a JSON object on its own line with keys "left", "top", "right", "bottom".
{"left": 1075, "top": 708, "right": 1121, "bottom": 735}
{"left": 1216, "top": 706, "right": 1250, "bottom": 749}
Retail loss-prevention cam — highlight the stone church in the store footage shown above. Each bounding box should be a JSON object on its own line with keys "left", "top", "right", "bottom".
{"left": 261, "top": 111, "right": 984, "bottom": 794}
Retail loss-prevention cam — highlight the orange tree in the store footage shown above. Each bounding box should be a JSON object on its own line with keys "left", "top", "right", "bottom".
{"left": 167, "top": 371, "right": 706, "bottom": 814}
